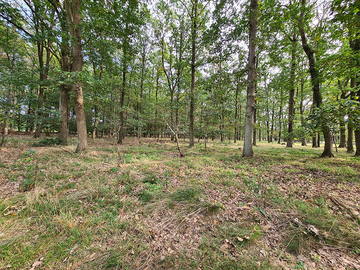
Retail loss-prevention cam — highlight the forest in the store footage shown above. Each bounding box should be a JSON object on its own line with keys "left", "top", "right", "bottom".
{"left": 0, "top": 0, "right": 360, "bottom": 269}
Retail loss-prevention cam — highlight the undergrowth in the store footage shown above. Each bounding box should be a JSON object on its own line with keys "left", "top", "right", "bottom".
{"left": 0, "top": 137, "right": 359, "bottom": 269}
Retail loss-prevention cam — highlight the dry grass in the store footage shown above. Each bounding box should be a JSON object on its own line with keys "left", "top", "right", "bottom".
{"left": 0, "top": 135, "right": 360, "bottom": 269}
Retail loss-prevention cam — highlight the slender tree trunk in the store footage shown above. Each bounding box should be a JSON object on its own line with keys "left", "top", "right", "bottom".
{"left": 156, "top": 66, "right": 159, "bottom": 139}
{"left": 243, "top": 0, "right": 257, "bottom": 157}
{"left": 59, "top": 84, "right": 70, "bottom": 141}
{"left": 347, "top": 78, "right": 355, "bottom": 152}
{"left": 65, "top": 0, "right": 87, "bottom": 152}
{"left": 339, "top": 91, "right": 346, "bottom": 148}
{"left": 4, "top": 88, "right": 12, "bottom": 136}
{"left": 234, "top": 82, "right": 239, "bottom": 143}
{"left": 287, "top": 33, "right": 297, "bottom": 147}
{"left": 353, "top": 26, "right": 360, "bottom": 156}
{"left": 189, "top": 0, "right": 198, "bottom": 148}
{"left": 118, "top": 47, "right": 127, "bottom": 144}
{"left": 270, "top": 100, "right": 275, "bottom": 143}
{"left": 252, "top": 101, "right": 257, "bottom": 146}
{"left": 312, "top": 136, "right": 317, "bottom": 148}
{"left": 298, "top": 0, "right": 333, "bottom": 157}
{"left": 239, "top": 104, "right": 242, "bottom": 140}
{"left": 138, "top": 46, "right": 146, "bottom": 140}
{"left": 300, "top": 79, "right": 307, "bottom": 146}
{"left": 278, "top": 88, "right": 283, "bottom": 144}
{"left": 266, "top": 100, "right": 270, "bottom": 143}
{"left": 259, "top": 128, "right": 261, "bottom": 142}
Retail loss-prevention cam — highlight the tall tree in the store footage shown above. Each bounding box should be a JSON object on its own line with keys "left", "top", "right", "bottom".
{"left": 298, "top": 0, "right": 334, "bottom": 157}
{"left": 65, "top": 0, "right": 87, "bottom": 152}
{"left": 243, "top": 0, "right": 258, "bottom": 157}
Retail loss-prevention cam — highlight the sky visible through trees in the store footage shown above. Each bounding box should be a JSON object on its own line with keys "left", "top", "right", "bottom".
{"left": 0, "top": 0, "right": 359, "bottom": 157}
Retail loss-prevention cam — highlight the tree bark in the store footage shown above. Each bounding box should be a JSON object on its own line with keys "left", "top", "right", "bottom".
{"left": 52, "top": 1, "right": 71, "bottom": 143}
{"left": 118, "top": 45, "right": 127, "bottom": 144}
{"left": 353, "top": 23, "right": 360, "bottom": 156}
{"left": 278, "top": 88, "right": 283, "bottom": 144}
{"left": 339, "top": 88, "right": 347, "bottom": 148}
{"left": 234, "top": 82, "right": 239, "bottom": 143}
{"left": 189, "top": 0, "right": 198, "bottom": 148}
{"left": 65, "top": 0, "right": 87, "bottom": 152}
{"left": 243, "top": 0, "right": 257, "bottom": 157}
{"left": 347, "top": 78, "right": 356, "bottom": 153}
{"left": 300, "top": 78, "right": 307, "bottom": 146}
{"left": 298, "top": 0, "right": 333, "bottom": 157}
{"left": 287, "top": 33, "right": 297, "bottom": 147}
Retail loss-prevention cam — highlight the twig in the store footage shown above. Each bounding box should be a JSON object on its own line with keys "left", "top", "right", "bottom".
{"left": 59, "top": 147, "right": 72, "bottom": 153}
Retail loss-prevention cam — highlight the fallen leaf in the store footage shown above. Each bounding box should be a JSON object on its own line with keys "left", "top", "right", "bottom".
{"left": 30, "top": 260, "right": 43, "bottom": 270}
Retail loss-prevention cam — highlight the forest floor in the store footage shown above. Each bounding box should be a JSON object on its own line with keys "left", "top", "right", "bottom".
{"left": 1, "top": 135, "right": 360, "bottom": 270}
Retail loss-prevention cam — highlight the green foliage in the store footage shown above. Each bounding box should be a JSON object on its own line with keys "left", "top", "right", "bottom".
{"left": 32, "top": 137, "right": 66, "bottom": 147}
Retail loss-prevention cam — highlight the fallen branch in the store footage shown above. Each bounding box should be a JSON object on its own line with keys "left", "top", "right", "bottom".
{"left": 329, "top": 195, "right": 360, "bottom": 223}
{"left": 59, "top": 147, "right": 72, "bottom": 153}
{"left": 162, "top": 118, "right": 185, "bottom": 157}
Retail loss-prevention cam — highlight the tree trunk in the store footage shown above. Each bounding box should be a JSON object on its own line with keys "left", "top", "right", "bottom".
{"left": 270, "top": 100, "right": 275, "bottom": 143}
{"left": 118, "top": 47, "right": 127, "bottom": 145}
{"left": 57, "top": 3, "right": 70, "bottom": 143}
{"left": 312, "top": 136, "right": 317, "bottom": 148}
{"left": 300, "top": 78, "right": 307, "bottom": 146}
{"left": 278, "top": 89, "right": 283, "bottom": 144}
{"left": 287, "top": 32, "right": 296, "bottom": 148}
{"left": 65, "top": 0, "right": 87, "bottom": 152}
{"left": 189, "top": 0, "right": 198, "bottom": 148}
{"left": 353, "top": 26, "right": 360, "bottom": 156}
{"left": 234, "top": 82, "right": 239, "bottom": 143}
{"left": 59, "top": 84, "right": 70, "bottom": 142}
{"left": 252, "top": 103, "right": 257, "bottom": 146}
{"left": 243, "top": 0, "right": 257, "bottom": 157}
{"left": 298, "top": 0, "right": 333, "bottom": 157}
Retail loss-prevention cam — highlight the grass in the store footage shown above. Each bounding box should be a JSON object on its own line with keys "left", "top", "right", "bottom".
{"left": 0, "top": 136, "right": 359, "bottom": 269}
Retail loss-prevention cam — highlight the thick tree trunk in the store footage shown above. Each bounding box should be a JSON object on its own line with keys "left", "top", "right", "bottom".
{"left": 243, "top": 0, "right": 257, "bottom": 157}
{"left": 65, "top": 0, "right": 87, "bottom": 152}
{"left": 321, "top": 127, "right": 334, "bottom": 157}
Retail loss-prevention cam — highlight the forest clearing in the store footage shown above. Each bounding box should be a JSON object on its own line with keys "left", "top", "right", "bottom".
{"left": 0, "top": 135, "right": 360, "bottom": 269}
{"left": 1, "top": 0, "right": 360, "bottom": 268}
